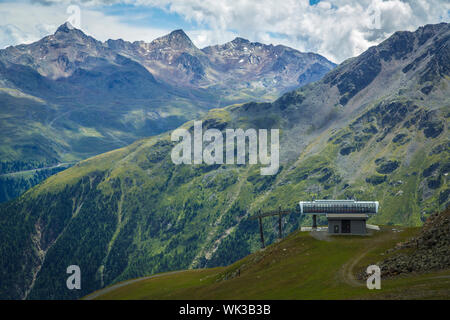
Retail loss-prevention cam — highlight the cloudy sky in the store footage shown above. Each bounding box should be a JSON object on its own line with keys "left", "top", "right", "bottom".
{"left": 0, "top": 0, "right": 448, "bottom": 63}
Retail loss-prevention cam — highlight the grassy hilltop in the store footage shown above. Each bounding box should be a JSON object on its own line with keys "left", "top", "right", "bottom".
{"left": 86, "top": 222, "right": 449, "bottom": 300}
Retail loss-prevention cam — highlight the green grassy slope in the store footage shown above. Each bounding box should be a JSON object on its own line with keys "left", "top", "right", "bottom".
{"left": 0, "top": 86, "right": 211, "bottom": 202}
{"left": 2, "top": 95, "right": 444, "bottom": 300}
{"left": 87, "top": 226, "right": 450, "bottom": 300}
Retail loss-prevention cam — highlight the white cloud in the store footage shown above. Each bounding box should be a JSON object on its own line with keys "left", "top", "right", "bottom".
{"left": 188, "top": 29, "right": 238, "bottom": 49}
{"left": 1, "top": 0, "right": 449, "bottom": 62}
{"left": 0, "top": 2, "right": 170, "bottom": 49}
{"left": 151, "top": 0, "right": 449, "bottom": 62}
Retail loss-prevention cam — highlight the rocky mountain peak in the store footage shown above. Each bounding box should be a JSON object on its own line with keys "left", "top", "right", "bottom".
{"left": 169, "top": 29, "right": 189, "bottom": 38}
{"left": 152, "top": 29, "right": 196, "bottom": 50}
{"left": 52, "top": 21, "right": 95, "bottom": 45}
{"left": 322, "top": 22, "right": 450, "bottom": 106}
{"left": 55, "top": 21, "right": 76, "bottom": 34}
{"left": 202, "top": 37, "right": 260, "bottom": 54}
{"left": 231, "top": 37, "right": 250, "bottom": 44}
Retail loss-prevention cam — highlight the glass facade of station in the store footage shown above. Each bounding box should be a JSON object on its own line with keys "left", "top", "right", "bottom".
{"left": 300, "top": 201, "right": 378, "bottom": 214}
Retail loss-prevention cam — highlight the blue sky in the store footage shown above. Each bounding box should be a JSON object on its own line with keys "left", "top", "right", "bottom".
{"left": 0, "top": 0, "right": 449, "bottom": 63}
{"left": 99, "top": 4, "right": 195, "bottom": 30}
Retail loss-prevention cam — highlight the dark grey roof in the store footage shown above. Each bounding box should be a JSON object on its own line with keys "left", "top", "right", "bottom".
{"left": 326, "top": 214, "right": 368, "bottom": 219}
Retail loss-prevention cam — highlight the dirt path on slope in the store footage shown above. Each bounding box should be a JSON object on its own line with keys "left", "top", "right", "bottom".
{"left": 0, "top": 162, "right": 75, "bottom": 177}
{"left": 339, "top": 231, "right": 395, "bottom": 287}
{"left": 340, "top": 246, "right": 370, "bottom": 287}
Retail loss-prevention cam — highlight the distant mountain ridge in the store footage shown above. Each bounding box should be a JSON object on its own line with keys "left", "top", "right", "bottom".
{"left": 1, "top": 22, "right": 335, "bottom": 93}
{"left": 104, "top": 27, "right": 336, "bottom": 90}
{"left": 0, "top": 22, "right": 335, "bottom": 202}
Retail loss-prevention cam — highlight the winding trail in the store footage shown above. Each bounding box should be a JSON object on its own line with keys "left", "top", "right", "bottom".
{"left": 0, "top": 162, "right": 75, "bottom": 177}
{"left": 340, "top": 246, "right": 369, "bottom": 287}
{"left": 339, "top": 231, "right": 394, "bottom": 287}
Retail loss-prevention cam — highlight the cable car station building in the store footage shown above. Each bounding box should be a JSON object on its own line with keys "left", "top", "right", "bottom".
{"left": 298, "top": 200, "right": 379, "bottom": 235}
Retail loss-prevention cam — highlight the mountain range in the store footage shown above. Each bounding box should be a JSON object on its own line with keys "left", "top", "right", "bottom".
{"left": 0, "top": 22, "right": 335, "bottom": 202}
{"left": 0, "top": 22, "right": 448, "bottom": 300}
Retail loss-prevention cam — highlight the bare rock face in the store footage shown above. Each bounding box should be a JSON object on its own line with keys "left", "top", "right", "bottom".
{"left": 323, "top": 23, "right": 450, "bottom": 106}
{"left": 105, "top": 30, "right": 336, "bottom": 89}
{"left": 380, "top": 207, "right": 450, "bottom": 277}
{"left": 201, "top": 38, "right": 335, "bottom": 91}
